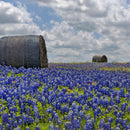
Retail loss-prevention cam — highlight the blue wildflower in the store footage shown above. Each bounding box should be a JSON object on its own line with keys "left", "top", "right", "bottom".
{"left": 35, "top": 126, "right": 40, "bottom": 130}
{"left": 65, "top": 121, "right": 71, "bottom": 129}
{"left": 127, "top": 106, "right": 130, "bottom": 112}
{"left": 0, "top": 123, "right": 3, "bottom": 130}
{"left": 2, "top": 112, "right": 8, "bottom": 125}
{"left": 99, "top": 119, "right": 105, "bottom": 129}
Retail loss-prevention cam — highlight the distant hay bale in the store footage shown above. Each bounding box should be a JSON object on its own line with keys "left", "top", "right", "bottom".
{"left": 0, "top": 35, "right": 48, "bottom": 68}
{"left": 92, "top": 55, "right": 108, "bottom": 62}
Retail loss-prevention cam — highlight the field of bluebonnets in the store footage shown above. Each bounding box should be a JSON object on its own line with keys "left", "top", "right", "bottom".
{"left": 0, "top": 63, "right": 130, "bottom": 130}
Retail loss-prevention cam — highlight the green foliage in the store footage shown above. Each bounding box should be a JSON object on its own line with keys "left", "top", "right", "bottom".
{"left": 7, "top": 72, "right": 12, "bottom": 77}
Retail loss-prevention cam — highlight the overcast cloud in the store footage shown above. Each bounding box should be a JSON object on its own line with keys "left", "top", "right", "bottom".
{"left": 0, "top": 0, "right": 130, "bottom": 62}
{"left": 0, "top": 1, "right": 41, "bottom": 36}
{"left": 37, "top": 0, "right": 130, "bottom": 62}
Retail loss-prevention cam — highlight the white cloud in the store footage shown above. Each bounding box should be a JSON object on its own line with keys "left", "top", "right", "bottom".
{"left": 0, "top": 1, "right": 41, "bottom": 36}
{"left": 35, "top": 16, "right": 41, "bottom": 21}
{"left": 42, "top": 21, "right": 105, "bottom": 63}
{"left": 36, "top": 0, "right": 130, "bottom": 62}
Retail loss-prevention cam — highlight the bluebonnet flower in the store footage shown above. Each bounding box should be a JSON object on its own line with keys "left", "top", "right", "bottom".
{"left": 32, "top": 99, "right": 37, "bottom": 106}
{"left": 57, "top": 120, "right": 62, "bottom": 125}
{"left": 96, "top": 92, "right": 102, "bottom": 98}
{"left": 2, "top": 112, "right": 8, "bottom": 125}
{"left": 80, "top": 99, "right": 85, "bottom": 105}
{"left": 84, "top": 119, "right": 94, "bottom": 130}
{"left": 13, "top": 120, "right": 18, "bottom": 128}
{"left": 79, "top": 110, "right": 85, "bottom": 119}
{"left": 113, "top": 105, "right": 119, "bottom": 110}
{"left": 116, "top": 112, "right": 123, "bottom": 118}
{"left": 61, "top": 105, "right": 69, "bottom": 113}
{"left": 121, "top": 119, "right": 127, "bottom": 129}
{"left": 13, "top": 113, "right": 17, "bottom": 120}
{"left": 72, "top": 117, "right": 80, "bottom": 129}
{"left": 27, "top": 98, "right": 32, "bottom": 106}
{"left": 126, "top": 93, "right": 130, "bottom": 100}
{"left": 41, "top": 96, "right": 46, "bottom": 105}
{"left": 55, "top": 102, "right": 61, "bottom": 110}
{"left": 58, "top": 91, "right": 64, "bottom": 97}
{"left": 97, "top": 107, "right": 101, "bottom": 114}
{"left": 116, "top": 118, "right": 122, "bottom": 125}
{"left": 63, "top": 115, "right": 68, "bottom": 120}
{"left": 5, "top": 123, "right": 10, "bottom": 130}
{"left": 116, "top": 96, "right": 121, "bottom": 104}
{"left": 26, "top": 106, "right": 31, "bottom": 115}
{"left": 18, "top": 119, "right": 23, "bottom": 126}
{"left": 104, "top": 123, "right": 111, "bottom": 130}
{"left": 86, "top": 114, "right": 91, "bottom": 120}
{"left": 46, "top": 107, "right": 53, "bottom": 114}
{"left": 121, "top": 103, "right": 126, "bottom": 112}
{"left": 108, "top": 117, "right": 113, "bottom": 124}
{"left": 87, "top": 100, "right": 93, "bottom": 108}
{"left": 78, "top": 105, "right": 83, "bottom": 111}
{"left": 7, "top": 97, "right": 12, "bottom": 104}
{"left": 71, "top": 102, "right": 78, "bottom": 111}
{"left": 119, "top": 88, "right": 125, "bottom": 97}
{"left": 12, "top": 106, "right": 18, "bottom": 113}
{"left": 92, "top": 103, "right": 98, "bottom": 110}
{"left": 0, "top": 123, "right": 3, "bottom": 130}
{"left": 62, "top": 88, "right": 66, "bottom": 94}
{"left": 15, "top": 127, "right": 21, "bottom": 130}
{"left": 27, "top": 116, "right": 34, "bottom": 124}
{"left": 48, "top": 116, "right": 53, "bottom": 121}
{"left": 68, "top": 110, "right": 74, "bottom": 120}
{"left": 94, "top": 110, "right": 100, "bottom": 119}
{"left": 115, "top": 126, "right": 121, "bottom": 130}
{"left": 8, "top": 118, "right": 13, "bottom": 127}
{"left": 54, "top": 113, "right": 59, "bottom": 123}
{"left": 104, "top": 99, "right": 109, "bottom": 108}
{"left": 127, "top": 106, "right": 130, "bottom": 112}
{"left": 33, "top": 106, "right": 40, "bottom": 120}
{"left": 65, "top": 121, "right": 71, "bottom": 129}
{"left": 49, "top": 123, "right": 55, "bottom": 130}
{"left": 84, "top": 104, "right": 89, "bottom": 110}
{"left": 108, "top": 106, "right": 112, "bottom": 112}
{"left": 128, "top": 123, "right": 130, "bottom": 129}
{"left": 99, "top": 119, "right": 105, "bottom": 129}
{"left": 35, "top": 126, "right": 40, "bottom": 130}
{"left": 1, "top": 106, "right": 6, "bottom": 111}
{"left": 20, "top": 103, "right": 25, "bottom": 114}
{"left": 92, "top": 97, "right": 98, "bottom": 104}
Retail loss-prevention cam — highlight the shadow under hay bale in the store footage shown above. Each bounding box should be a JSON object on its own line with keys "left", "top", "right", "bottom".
{"left": 92, "top": 55, "right": 108, "bottom": 63}
{"left": 0, "top": 35, "right": 48, "bottom": 68}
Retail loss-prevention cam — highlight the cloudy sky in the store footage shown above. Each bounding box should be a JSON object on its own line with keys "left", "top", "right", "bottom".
{"left": 0, "top": 0, "right": 130, "bottom": 63}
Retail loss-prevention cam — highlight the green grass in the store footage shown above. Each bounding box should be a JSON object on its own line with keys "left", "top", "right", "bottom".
{"left": 99, "top": 67, "right": 130, "bottom": 72}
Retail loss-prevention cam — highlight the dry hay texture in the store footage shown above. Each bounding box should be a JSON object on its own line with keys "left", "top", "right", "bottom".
{"left": 0, "top": 35, "right": 48, "bottom": 68}
{"left": 92, "top": 55, "right": 108, "bottom": 62}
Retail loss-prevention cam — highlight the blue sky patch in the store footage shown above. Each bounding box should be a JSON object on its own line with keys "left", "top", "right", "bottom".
{"left": 5, "top": 0, "right": 62, "bottom": 30}
{"left": 25, "top": 2, "right": 62, "bottom": 30}
{"left": 93, "top": 32, "right": 102, "bottom": 39}
{"left": 127, "top": 0, "right": 130, "bottom": 4}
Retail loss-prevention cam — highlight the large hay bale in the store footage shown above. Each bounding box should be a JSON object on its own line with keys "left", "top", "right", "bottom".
{"left": 0, "top": 35, "right": 48, "bottom": 68}
{"left": 92, "top": 55, "right": 107, "bottom": 62}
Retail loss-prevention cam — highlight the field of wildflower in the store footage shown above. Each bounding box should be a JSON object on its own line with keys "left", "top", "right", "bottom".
{"left": 0, "top": 63, "right": 130, "bottom": 130}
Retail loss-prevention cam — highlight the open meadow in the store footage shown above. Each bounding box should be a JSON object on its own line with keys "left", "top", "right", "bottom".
{"left": 0, "top": 63, "right": 130, "bottom": 130}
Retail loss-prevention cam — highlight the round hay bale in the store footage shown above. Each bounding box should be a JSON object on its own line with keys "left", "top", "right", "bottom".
{"left": 0, "top": 35, "right": 48, "bottom": 68}
{"left": 92, "top": 55, "right": 107, "bottom": 62}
